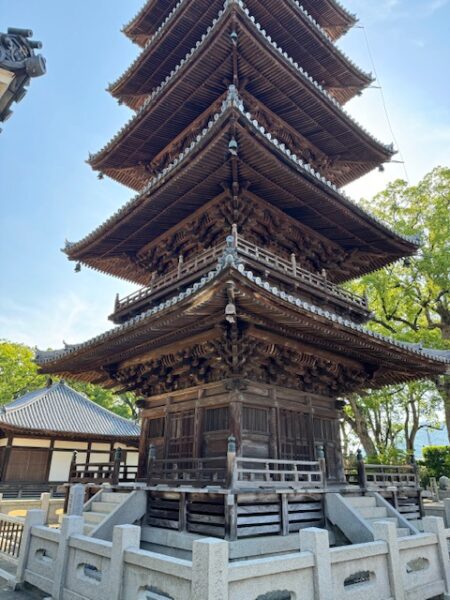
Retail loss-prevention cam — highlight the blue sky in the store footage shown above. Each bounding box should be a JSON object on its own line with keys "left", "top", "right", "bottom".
{"left": 0, "top": 0, "right": 449, "bottom": 351}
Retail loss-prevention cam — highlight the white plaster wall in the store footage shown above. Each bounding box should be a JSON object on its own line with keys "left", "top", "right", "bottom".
{"left": 12, "top": 438, "right": 51, "bottom": 447}
{"left": 48, "top": 451, "right": 73, "bottom": 482}
{"left": 54, "top": 441, "right": 88, "bottom": 450}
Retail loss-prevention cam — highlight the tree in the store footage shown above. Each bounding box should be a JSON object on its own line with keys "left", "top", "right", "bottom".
{"left": 345, "top": 167, "right": 450, "bottom": 452}
{"left": 0, "top": 340, "right": 138, "bottom": 420}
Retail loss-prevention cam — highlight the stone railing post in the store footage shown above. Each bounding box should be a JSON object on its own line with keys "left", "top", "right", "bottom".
{"left": 52, "top": 515, "right": 84, "bottom": 599}
{"left": 191, "top": 538, "right": 229, "bottom": 600}
{"left": 373, "top": 521, "right": 405, "bottom": 600}
{"left": 15, "top": 509, "right": 45, "bottom": 588}
{"left": 40, "top": 492, "right": 51, "bottom": 523}
{"left": 356, "top": 449, "right": 367, "bottom": 491}
{"left": 422, "top": 516, "right": 450, "bottom": 598}
{"left": 67, "top": 483, "right": 85, "bottom": 516}
{"left": 444, "top": 498, "right": 450, "bottom": 528}
{"left": 300, "top": 527, "right": 332, "bottom": 599}
{"left": 108, "top": 524, "right": 141, "bottom": 600}
{"left": 226, "top": 435, "right": 237, "bottom": 489}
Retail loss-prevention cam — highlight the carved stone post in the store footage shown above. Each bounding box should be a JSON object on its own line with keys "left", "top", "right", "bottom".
{"left": 356, "top": 449, "right": 367, "bottom": 491}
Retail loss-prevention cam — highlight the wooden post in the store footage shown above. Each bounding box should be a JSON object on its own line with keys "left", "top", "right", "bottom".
{"left": 356, "top": 449, "right": 367, "bottom": 492}
{"left": 317, "top": 445, "right": 327, "bottom": 488}
{"left": 179, "top": 492, "right": 187, "bottom": 532}
{"left": 112, "top": 447, "right": 122, "bottom": 485}
{"left": 224, "top": 493, "right": 237, "bottom": 541}
{"left": 410, "top": 453, "right": 424, "bottom": 517}
{"left": 281, "top": 494, "right": 289, "bottom": 536}
{"left": 147, "top": 444, "right": 156, "bottom": 485}
{"left": 227, "top": 435, "right": 237, "bottom": 489}
{"left": 69, "top": 450, "right": 77, "bottom": 481}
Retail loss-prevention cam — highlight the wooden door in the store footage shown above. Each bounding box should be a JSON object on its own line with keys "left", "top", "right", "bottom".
{"left": 279, "top": 409, "right": 312, "bottom": 461}
{"left": 167, "top": 410, "right": 195, "bottom": 458}
{"left": 4, "top": 448, "right": 50, "bottom": 482}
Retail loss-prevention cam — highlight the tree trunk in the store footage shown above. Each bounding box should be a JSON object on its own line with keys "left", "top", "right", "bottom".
{"left": 344, "top": 396, "right": 378, "bottom": 457}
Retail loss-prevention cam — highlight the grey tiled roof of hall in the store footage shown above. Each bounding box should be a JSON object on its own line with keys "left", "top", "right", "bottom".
{"left": 67, "top": 88, "right": 419, "bottom": 255}
{"left": 0, "top": 382, "right": 140, "bottom": 437}
{"left": 37, "top": 246, "right": 450, "bottom": 368}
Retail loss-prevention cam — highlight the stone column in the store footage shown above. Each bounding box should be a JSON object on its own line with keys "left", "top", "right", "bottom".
{"left": 67, "top": 483, "right": 85, "bottom": 516}
{"left": 15, "top": 510, "right": 46, "bottom": 588}
{"left": 51, "top": 515, "right": 84, "bottom": 599}
{"left": 300, "top": 527, "right": 332, "bottom": 600}
{"left": 108, "top": 524, "right": 141, "bottom": 600}
{"left": 40, "top": 492, "right": 51, "bottom": 523}
{"left": 423, "top": 516, "right": 450, "bottom": 599}
{"left": 191, "top": 538, "right": 228, "bottom": 600}
{"left": 373, "top": 520, "right": 405, "bottom": 600}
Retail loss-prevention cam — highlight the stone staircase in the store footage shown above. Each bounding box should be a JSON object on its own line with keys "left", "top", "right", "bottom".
{"left": 345, "top": 495, "right": 411, "bottom": 537}
{"left": 83, "top": 491, "right": 130, "bottom": 536}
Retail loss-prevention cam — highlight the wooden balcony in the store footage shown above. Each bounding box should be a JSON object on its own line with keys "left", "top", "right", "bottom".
{"left": 147, "top": 450, "right": 324, "bottom": 491}
{"left": 69, "top": 449, "right": 138, "bottom": 485}
{"left": 110, "top": 236, "right": 369, "bottom": 324}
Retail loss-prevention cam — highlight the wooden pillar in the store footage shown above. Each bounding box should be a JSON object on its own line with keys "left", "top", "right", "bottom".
{"left": 229, "top": 394, "right": 242, "bottom": 455}
{"left": 137, "top": 417, "right": 150, "bottom": 479}
{"left": 0, "top": 435, "right": 13, "bottom": 481}
{"left": 356, "top": 449, "right": 367, "bottom": 491}
{"left": 306, "top": 397, "right": 316, "bottom": 461}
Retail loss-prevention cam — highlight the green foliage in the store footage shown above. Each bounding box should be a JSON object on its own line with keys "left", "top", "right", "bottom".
{"left": 0, "top": 340, "right": 138, "bottom": 420}
{"left": 0, "top": 340, "right": 47, "bottom": 404}
{"left": 344, "top": 167, "right": 450, "bottom": 455}
{"left": 366, "top": 447, "right": 409, "bottom": 466}
{"left": 421, "top": 446, "right": 450, "bottom": 482}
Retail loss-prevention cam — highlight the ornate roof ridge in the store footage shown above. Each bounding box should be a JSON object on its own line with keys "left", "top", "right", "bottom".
{"left": 72, "top": 89, "right": 418, "bottom": 257}
{"left": 36, "top": 252, "right": 450, "bottom": 368}
{"left": 111, "top": 0, "right": 370, "bottom": 99}
{"left": 91, "top": 0, "right": 387, "bottom": 167}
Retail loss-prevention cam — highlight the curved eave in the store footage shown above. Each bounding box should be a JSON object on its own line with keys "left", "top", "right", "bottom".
{"left": 112, "top": 0, "right": 371, "bottom": 109}
{"left": 67, "top": 95, "right": 418, "bottom": 283}
{"left": 123, "top": 0, "right": 357, "bottom": 47}
{"left": 91, "top": 4, "right": 392, "bottom": 183}
{"left": 36, "top": 264, "right": 450, "bottom": 389}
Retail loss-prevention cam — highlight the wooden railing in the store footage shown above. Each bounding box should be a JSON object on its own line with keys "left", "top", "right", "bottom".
{"left": 147, "top": 457, "right": 227, "bottom": 486}
{"left": 234, "top": 457, "right": 323, "bottom": 488}
{"left": 69, "top": 449, "right": 138, "bottom": 485}
{"left": 147, "top": 438, "right": 325, "bottom": 490}
{"left": 112, "top": 235, "right": 368, "bottom": 320}
{"left": 0, "top": 514, "right": 24, "bottom": 560}
{"left": 345, "top": 450, "right": 419, "bottom": 490}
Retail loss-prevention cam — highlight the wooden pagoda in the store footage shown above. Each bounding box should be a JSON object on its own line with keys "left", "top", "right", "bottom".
{"left": 37, "top": 0, "right": 450, "bottom": 539}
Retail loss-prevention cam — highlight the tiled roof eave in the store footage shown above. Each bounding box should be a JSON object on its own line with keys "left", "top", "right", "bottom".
{"left": 68, "top": 90, "right": 419, "bottom": 260}
{"left": 36, "top": 255, "right": 450, "bottom": 372}
{"left": 111, "top": 0, "right": 371, "bottom": 101}
{"left": 91, "top": 0, "right": 389, "bottom": 169}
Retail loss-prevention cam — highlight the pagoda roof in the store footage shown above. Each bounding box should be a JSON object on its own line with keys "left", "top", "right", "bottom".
{"left": 123, "top": 0, "right": 356, "bottom": 46}
{"left": 36, "top": 253, "right": 450, "bottom": 390}
{"left": 90, "top": 2, "right": 391, "bottom": 188}
{"left": 67, "top": 91, "right": 418, "bottom": 284}
{"left": 111, "top": 0, "right": 371, "bottom": 109}
{"left": 0, "top": 381, "right": 139, "bottom": 440}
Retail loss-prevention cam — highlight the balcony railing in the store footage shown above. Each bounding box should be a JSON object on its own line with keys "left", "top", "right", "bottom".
{"left": 345, "top": 451, "right": 419, "bottom": 490}
{"left": 112, "top": 235, "right": 368, "bottom": 320}
{"left": 69, "top": 449, "right": 138, "bottom": 485}
{"left": 147, "top": 440, "right": 325, "bottom": 490}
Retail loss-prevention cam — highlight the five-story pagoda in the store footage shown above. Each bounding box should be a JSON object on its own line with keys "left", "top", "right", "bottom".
{"left": 37, "top": 0, "right": 449, "bottom": 539}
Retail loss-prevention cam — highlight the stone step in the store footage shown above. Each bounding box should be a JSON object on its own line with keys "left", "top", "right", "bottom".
{"left": 91, "top": 501, "right": 119, "bottom": 514}
{"left": 397, "top": 528, "right": 410, "bottom": 537}
{"left": 358, "top": 506, "right": 388, "bottom": 519}
{"left": 83, "top": 511, "right": 106, "bottom": 525}
{"left": 367, "top": 517, "right": 399, "bottom": 525}
{"left": 83, "top": 524, "right": 96, "bottom": 536}
{"left": 101, "top": 492, "right": 129, "bottom": 504}
{"left": 345, "top": 496, "right": 377, "bottom": 508}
